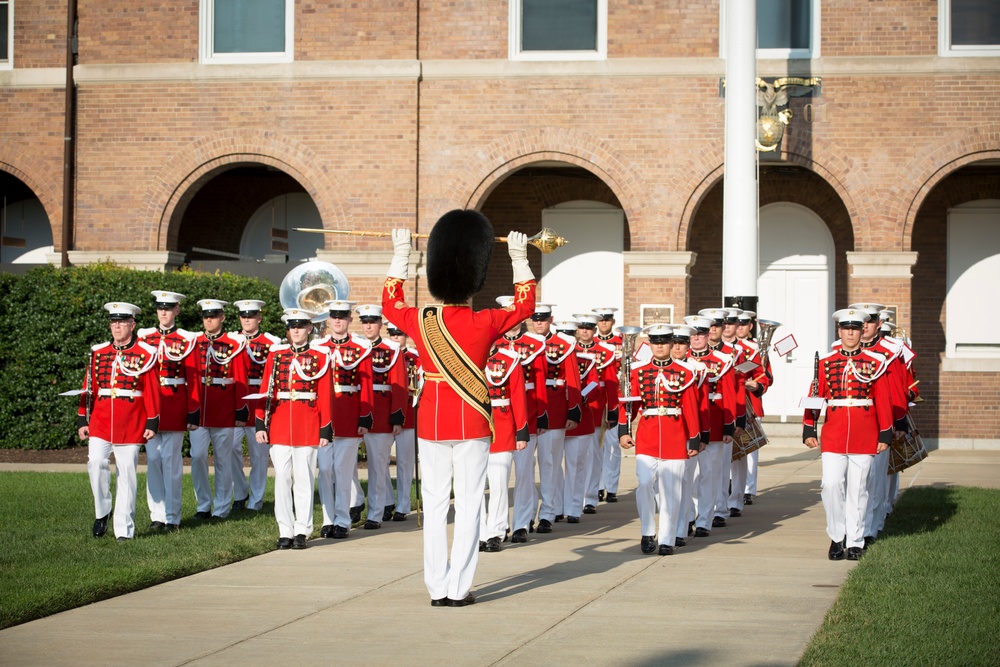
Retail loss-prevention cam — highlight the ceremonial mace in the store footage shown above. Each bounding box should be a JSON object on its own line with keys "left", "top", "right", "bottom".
{"left": 293, "top": 227, "right": 570, "bottom": 253}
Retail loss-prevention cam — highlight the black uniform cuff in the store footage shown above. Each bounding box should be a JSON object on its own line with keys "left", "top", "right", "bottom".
{"left": 235, "top": 406, "right": 249, "bottom": 423}
{"left": 320, "top": 423, "right": 333, "bottom": 441}
{"left": 736, "top": 415, "right": 747, "bottom": 430}
{"left": 607, "top": 409, "right": 619, "bottom": 424}
{"left": 803, "top": 424, "right": 818, "bottom": 442}
{"left": 878, "top": 428, "right": 894, "bottom": 445}
{"left": 537, "top": 414, "right": 549, "bottom": 431}
{"left": 723, "top": 423, "right": 735, "bottom": 437}
{"left": 618, "top": 424, "right": 631, "bottom": 440}
{"left": 751, "top": 384, "right": 765, "bottom": 398}
{"left": 515, "top": 425, "right": 529, "bottom": 442}
{"left": 566, "top": 406, "right": 582, "bottom": 425}
{"left": 188, "top": 410, "right": 200, "bottom": 427}
{"left": 255, "top": 417, "right": 266, "bottom": 434}
{"left": 358, "top": 415, "right": 374, "bottom": 431}
{"left": 701, "top": 431, "right": 710, "bottom": 445}
{"left": 894, "top": 417, "right": 909, "bottom": 433}
{"left": 687, "top": 436, "right": 701, "bottom": 452}
{"left": 145, "top": 417, "right": 159, "bottom": 435}
{"left": 77, "top": 415, "right": 89, "bottom": 429}
{"left": 389, "top": 410, "right": 405, "bottom": 427}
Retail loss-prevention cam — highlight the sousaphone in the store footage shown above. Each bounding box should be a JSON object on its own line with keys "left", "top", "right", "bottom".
{"left": 279, "top": 260, "right": 350, "bottom": 323}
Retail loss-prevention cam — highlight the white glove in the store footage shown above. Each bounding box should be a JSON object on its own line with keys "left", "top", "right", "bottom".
{"left": 387, "top": 228, "right": 411, "bottom": 280}
{"left": 507, "top": 231, "right": 534, "bottom": 284}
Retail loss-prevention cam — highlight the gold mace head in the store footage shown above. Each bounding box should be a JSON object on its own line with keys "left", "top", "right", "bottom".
{"left": 527, "top": 228, "right": 569, "bottom": 254}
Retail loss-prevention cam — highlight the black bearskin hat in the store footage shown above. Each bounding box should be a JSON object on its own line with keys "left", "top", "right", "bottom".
{"left": 426, "top": 209, "right": 495, "bottom": 304}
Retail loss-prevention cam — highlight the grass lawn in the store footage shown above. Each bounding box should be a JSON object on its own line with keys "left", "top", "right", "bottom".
{"left": 800, "top": 486, "right": 1000, "bottom": 666}
{"left": 0, "top": 470, "right": 417, "bottom": 630}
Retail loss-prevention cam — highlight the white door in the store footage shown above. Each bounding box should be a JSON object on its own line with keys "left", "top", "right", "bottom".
{"left": 541, "top": 201, "right": 624, "bottom": 321}
{"left": 757, "top": 203, "right": 835, "bottom": 421}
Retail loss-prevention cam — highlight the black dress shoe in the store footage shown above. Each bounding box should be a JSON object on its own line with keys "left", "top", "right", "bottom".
{"left": 165, "top": 524, "right": 180, "bottom": 533}
{"left": 688, "top": 521, "right": 695, "bottom": 537}
{"left": 448, "top": 593, "right": 476, "bottom": 607}
{"left": 484, "top": 536, "right": 502, "bottom": 553}
{"left": 712, "top": 516, "right": 727, "bottom": 528}
{"left": 828, "top": 539, "right": 846, "bottom": 560}
{"left": 640, "top": 536, "right": 657, "bottom": 554}
{"left": 293, "top": 534, "right": 307, "bottom": 549}
{"left": 92, "top": 513, "right": 110, "bottom": 538}
{"left": 510, "top": 528, "right": 528, "bottom": 543}
{"left": 863, "top": 535, "right": 875, "bottom": 551}
{"left": 430, "top": 597, "right": 449, "bottom": 607}
{"left": 149, "top": 521, "right": 166, "bottom": 532}
{"left": 382, "top": 505, "right": 395, "bottom": 522}
{"left": 744, "top": 493, "right": 754, "bottom": 506}
{"left": 583, "top": 505, "right": 597, "bottom": 515}
{"left": 116, "top": 537, "right": 130, "bottom": 543}
{"left": 528, "top": 520, "right": 535, "bottom": 533}
{"left": 846, "top": 546, "right": 863, "bottom": 561}
{"left": 694, "top": 527, "right": 711, "bottom": 538}
{"left": 349, "top": 505, "right": 363, "bottom": 524}
{"left": 598, "top": 490, "right": 605, "bottom": 502}
{"left": 658, "top": 544, "right": 674, "bottom": 556}
{"left": 567, "top": 516, "right": 580, "bottom": 524}
{"left": 232, "top": 497, "right": 248, "bottom": 511}
{"left": 363, "top": 519, "right": 381, "bottom": 530}
{"left": 392, "top": 511, "right": 407, "bottom": 522}
{"left": 194, "top": 511, "right": 211, "bottom": 520}
{"left": 332, "top": 525, "right": 349, "bottom": 539}
{"left": 729, "top": 508, "right": 742, "bottom": 518}
{"left": 504, "top": 529, "right": 510, "bottom": 542}
{"left": 554, "top": 515, "right": 565, "bottom": 522}
{"left": 320, "top": 524, "right": 334, "bottom": 538}
{"left": 536, "top": 519, "right": 553, "bottom": 534}
{"left": 674, "top": 537, "right": 687, "bottom": 547}
{"left": 277, "top": 537, "right": 293, "bottom": 549}
{"left": 605, "top": 493, "right": 618, "bottom": 503}
{"left": 478, "top": 540, "right": 486, "bottom": 552}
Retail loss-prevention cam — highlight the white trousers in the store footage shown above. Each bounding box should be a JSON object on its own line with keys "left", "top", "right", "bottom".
{"left": 601, "top": 428, "right": 622, "bottom": 493}
{"left": 144, "top": 431, "right": 184, "bottom": 525}
{"left": 864, "top": 447, "right": 891, "bottom": 538}
{"left": 419, "top": 437, "right": 490, "bottom": 601}
{"left": 189, "top": 426, "right": 235, "bottom": 517}
{"left": 88, "top": 438, "right": 140, "bottom": 539}
{"left": 563, "top": 433, "right": 590, "bottom": 518}
{"left": 364, "top": 432, "right": 395, "bottom": 519}
{"left": 636, "top": 455, "right": 685, "bottom": 547}
{"left": 583, "top": 430, "right": 603, "bottom": 507}
{"left": 511, "top": 433, "right": 539, "bottom": 531}
{"left": 232, "top": 425, "right": 269, "bottom": 510}
{"left": 694, "top": 442, "right": 725, "bottom": 529}
{"left": 745, "top": 448, "right": 759, "bottom": 496}
{"left": 480, "top": 450, "right": 514, "bottom": 540}
{"left": 394, "top": 428, "right": 415, "bottom": 513}
{"left": 729, "top": 455, "right": 748, "bottom": 511}
{"left": 714, "top": 440, "right": 734, "bottom": 518}
{"left": 537, "top": 428, "right": 567, "bottom": 521}
{"left": 675, "top": 456, "right": 698, "bottom": 541}
{"left": 270, "top": 444, "right": 318, "bottom": 539}
{"left": 318, "top": 437, "right": 361, "bottom": 528}
{"left": 821, "top": 452, "right": 874, "bottom": 548}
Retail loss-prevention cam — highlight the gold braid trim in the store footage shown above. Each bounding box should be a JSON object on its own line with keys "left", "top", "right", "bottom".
{"left": 419, "top": 306, "right": 493, "bottom": 433}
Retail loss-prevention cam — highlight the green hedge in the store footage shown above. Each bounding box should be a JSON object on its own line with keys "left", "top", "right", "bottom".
{"left": 0, "top": 263, "right": 283, "bottom": 450}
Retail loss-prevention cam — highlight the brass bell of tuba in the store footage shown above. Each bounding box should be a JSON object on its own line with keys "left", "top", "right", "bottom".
{"left": 616, "top": 326, "right": 643, "bottom": 402}
{"left": 278, "top": 260, "right": 350, "bottom": 323}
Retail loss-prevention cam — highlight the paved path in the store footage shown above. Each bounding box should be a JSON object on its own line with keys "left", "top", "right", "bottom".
{"left": 1, "top": 446, "right": 997, "bottom": 666}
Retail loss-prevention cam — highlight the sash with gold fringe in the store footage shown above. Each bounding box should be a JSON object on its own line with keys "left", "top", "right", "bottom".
{"left": 418, "top": 305, "right": 493, "bottom": 432}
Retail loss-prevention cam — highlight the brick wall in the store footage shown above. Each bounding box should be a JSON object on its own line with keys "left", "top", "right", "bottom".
{"left": 822, "top": 0, "right": 938, "bottom": 57}
{"left": 10, "top": 0, "right": 66, "bottom": 68}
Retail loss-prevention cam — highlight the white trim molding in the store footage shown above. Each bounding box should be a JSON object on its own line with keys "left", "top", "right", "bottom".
{"left": 67, "top": 251, "right": 186, "bottom": 272}
{"left": 846, "top": 251, "right": 918, "bottom": 278}
{"left": 199, "top": 0, "right": 295, "bottom": 65}
{"left": 624, "top": 251, "right": 697, "bottom": 279}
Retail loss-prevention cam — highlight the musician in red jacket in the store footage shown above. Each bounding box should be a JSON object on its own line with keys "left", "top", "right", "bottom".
{"left": 77, "top": 302, "right": 161, "bottom": 541}
{"left": 804, "top": 308, "right": 896, "bottom": 561}
{"left": 619, "top": 324, "right": 702, "bottom": 556}
{"left": 592, "top": 307, "right": 623, "bottom": 504}
{"left": 255, "top": 308, "right": 333, "bottom": 550}
{"left": 479, "top": 345, "right": 529, "bottom": 553}
{"left": 382, "top": 210, "right": 535, "bottom": 608}
{"left": 138, "top": 290, "right": 198, "bottom": 532}
{"left": 562, "top": 318, "right": 601, "bottom": 523}
{"left": 575, "top": 313, "right": 618, "bottom": 515}
{"left": 735, "top": 310, "right": 772, "bottom": 509}
{"left": 388, "top": 325, "right": 420, "bottom": 521}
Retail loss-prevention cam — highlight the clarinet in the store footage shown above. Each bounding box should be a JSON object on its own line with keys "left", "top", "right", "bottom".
{"left": 809, "top": 351, "right": 821, "bottom": 422}
{"left": 263, "top": 348, "right": 281, "bottom": 434}
{"left": 85, "top": 349, "right": 94, "bottom": 427}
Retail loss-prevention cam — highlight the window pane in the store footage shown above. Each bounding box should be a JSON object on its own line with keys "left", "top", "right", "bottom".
{"left": 522, "top": 0, "right": 597, "bottom": 52}
{"left": 757, "top": 0, "right": 811, "bottom": 50}
{"left": 951, "top": 0, "right": 1000, "bottom": 46}
{"left": 0, "top": 2, "right": 9, "bottom": 61}
{"left": 214, "top": 0, "right": 286, "bottom": 54}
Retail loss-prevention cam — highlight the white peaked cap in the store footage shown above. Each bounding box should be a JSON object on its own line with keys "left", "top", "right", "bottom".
{"left": 355, "top": 304, "right": 383, "bottom": 318}
{"left": 323, "top": 299, "right": 357, "bottom": 312}
{"left": 684, "top": 315, "right": 714, "bottom": 331}
{"left": 105, "top": 302, "right": 141, "bottom": 318}
{"left": 592, "top": 307, "right": 618, "bottom": 317}
{"left": 737, "top": 310, "right": 756, "bottom": 321}
{"left": 234, "top": 299, "right": 266, "bottom": 313}
{"left": 847, "top": 302, "right": 886, "bottom": 316}
{"left": 151, "top": 290, "right": 185, "bottom": 304}
{"left": 672, "top": 325, "right": 697, "bottom": 339}
{"left": 282, "top": 308, "right": 316, "bottom": 324}
{"left": 573, "top": 313, "right": 599, "bottom": 326}
{"left": 698, "top": 308, "right": 727, "bottom": 323}
{"left": 878, "top": 309, "right": 894, "bottom": 322}
{"left": 533, "top": 303, "right": 555, "bottom": 315}
{"left": 833, "top": 308, "right": 870, "bottom": 326}
{"left": 496, "top": 295, "right": 515, "bottom": 308}
{"left": 554, "top": 319, "right": 579, "bottom": 333}
{"left": 644, "top": 324, "right": 674, "bottom": 339}
{"left": 724, "top": 307, "right": 743, "bottom": 320}
{"left": 197, "top": 299, "right": 229, "bottom": 311}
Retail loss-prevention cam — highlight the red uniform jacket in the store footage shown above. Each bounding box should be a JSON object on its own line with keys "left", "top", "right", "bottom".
{"left": 192, "top": 332, "right": 250, "bottom": 428}
{"left": 882, "top": 335, "right": 919, "bottom": 402}
{"left": 687, "top": 347, "right": 738, "bottom": 441}
{"left": 541, "top": 332, "right": 583, "bottom": 430}
{"left": 382, "top": 277, "right": 536, "bottom": 441}
{"left": 401, "top": 348, "right": 420, "bottom": 429}
{"left": 736, "top": 338, "right": 773, "bottom": 417}
{"left": 240, "top": 330, "right": 282, "bottom": 421}
{"left": 254, "top": 343, "right": 333, "bottom": 446}
{"left": 313, "top": 333, "right": 374, "bottom": 437}
{"left": 567, "top": 347, "right": 601, "bottom": 437}
{"left": 138, "top": 326, "right": 198, "bottom": 431}
{"left": 487, "top": 348, "right": 529, "bottom": 453}
{"left": 498, "top": 331, "right": 547, "bottom": 435}
{"left": 803, "top": 348, "right": 894, "bottom": 455}
{"left": 717, "top": 340, "right": 747, "bottom": 429}
{"left": 596, "top": 333, "right": 623, "bottom": 427}
{"left": 368, "top": 337, "right": 407, "bottom": 433}
{"left": 838, "top": 337, "right": 911, "bottom": 430}
{"left": 78, "top": 337, "right": 161, "bottom": 444}
{"left": 619, "top": 358, "right": 702, "bottom": 459}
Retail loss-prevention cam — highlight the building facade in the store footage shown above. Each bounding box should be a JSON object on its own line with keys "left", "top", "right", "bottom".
{"left": 1, "top": 0, "right": 998, "bottom": 445}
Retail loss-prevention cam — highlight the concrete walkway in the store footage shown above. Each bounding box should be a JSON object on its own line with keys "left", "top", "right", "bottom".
{"left": 2, "top": 446, "right": 998, "bottom": 667}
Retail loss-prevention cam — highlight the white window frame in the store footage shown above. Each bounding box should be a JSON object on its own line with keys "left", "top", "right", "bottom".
{"left": 938, "top": 0, "right": 1000, "bottom": 57}
{"left": 508, "top": 0, "right": 607, "bottom": 62}
{"left": 0, "top": 0, "right": 13, "bottom": 71}
{"left": 199, "top": 0, "right": 294, "bottom": 65}
{"left": 720, "top": 0, "right": 821, "bottom": 60}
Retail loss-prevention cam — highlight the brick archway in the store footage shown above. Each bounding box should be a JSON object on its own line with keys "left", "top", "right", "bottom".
{"left": 449, "top": 127, "right": 648, "bottom": 235}
{"left": 142, "top": 129, "right": 348, "bottom": 251}
{"left": 899, "top": 123, "right": 1000, "bottom": 250}
{"left": 0, "top": 152, "right": 61, "bottom": 251}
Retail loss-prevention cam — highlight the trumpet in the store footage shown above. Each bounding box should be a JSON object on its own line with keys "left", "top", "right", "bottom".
{"left": 292, "top": 227, "right": 569, "bottom": 254}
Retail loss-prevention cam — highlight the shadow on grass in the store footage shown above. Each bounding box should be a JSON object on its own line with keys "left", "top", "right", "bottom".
{"left": 881, "top": 486, "right": 958, "bottom": 537}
